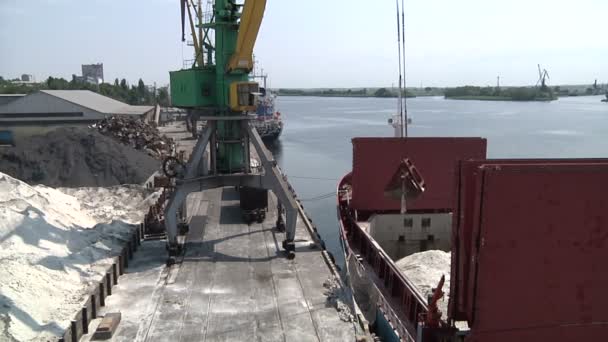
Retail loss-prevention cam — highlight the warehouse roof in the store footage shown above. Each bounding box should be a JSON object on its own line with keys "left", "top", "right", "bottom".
{"left": 0, "top": 94, "right": 26, "bottom": 106}
{"left": 41, "top": 90, "right": 153, "bottom": 115}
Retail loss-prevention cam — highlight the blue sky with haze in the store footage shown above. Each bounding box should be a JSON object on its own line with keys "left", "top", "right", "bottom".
{"left": 1, "top": 0, "right": 606, "bottom": 88}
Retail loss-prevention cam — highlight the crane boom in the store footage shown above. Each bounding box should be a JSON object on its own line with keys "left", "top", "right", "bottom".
{"left": 227, "top": 0, "right": 267, "bottom": 72}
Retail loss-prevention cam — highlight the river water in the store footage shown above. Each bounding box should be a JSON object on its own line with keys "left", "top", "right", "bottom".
{"left": 267, "top": 95, "right": 608, "bottom": 264}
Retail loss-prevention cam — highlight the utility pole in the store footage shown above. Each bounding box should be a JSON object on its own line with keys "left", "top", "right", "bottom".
{"left": 154, "top": 82, "right": 157, "bottom": 104}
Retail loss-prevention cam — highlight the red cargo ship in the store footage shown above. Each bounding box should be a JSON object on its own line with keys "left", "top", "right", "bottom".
{"left": 337, "top": 137, "right": 608, "bottom": 341}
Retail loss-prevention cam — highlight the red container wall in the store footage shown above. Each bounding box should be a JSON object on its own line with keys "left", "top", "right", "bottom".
{"left": 351, "top": 137, "right": 487, "bottom": 212}
{"left": 449, "top": 160, "right": 485, "bottom": 321}
{"left": 464, "top": 163, "right": 608, "bottom": 341}
{"left": 449, "top": 159, "right": 608, "bottom": 322}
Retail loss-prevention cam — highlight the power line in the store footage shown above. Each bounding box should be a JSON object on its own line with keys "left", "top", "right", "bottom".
{"left": 299, "top": 192, "right": 336, "bottom": 202}
{"left": 288, "top": 175, "right": 339, "bottom": 181}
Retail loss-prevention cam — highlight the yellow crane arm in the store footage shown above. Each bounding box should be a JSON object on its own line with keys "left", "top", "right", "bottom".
{"left": 186, "top": 1, "right": 202, "bottom": 66}
{"left": 227, "top": 0, "right": 267, "bottom": 72}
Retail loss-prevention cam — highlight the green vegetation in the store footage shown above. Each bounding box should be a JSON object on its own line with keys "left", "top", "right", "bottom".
{"left": 373, "top": 88, "right": 393, "bottom": 97}
{"left": 408, "top": 87, "right": 445, "bottom": 97}
{"left": 0, "top": 76, "right": 170, "bottom": 106}
{"left": 264, "top": 84, "right": 608, "bottom": 100}
{"left": 276, "top": 87, "right": 415, "bottom": 98}
{"left": 445, "top": 86, "right": 556, "bottom": 101}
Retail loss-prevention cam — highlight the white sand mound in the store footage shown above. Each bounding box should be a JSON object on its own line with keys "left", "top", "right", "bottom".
{"left": 58, "top": 186, "right": 160, "bottom": 224}
{"left": 0, "top": 172, "right": 156, "bottom": 342}
{"left": 396, "top": 250, "right": 451, "bottom": 316}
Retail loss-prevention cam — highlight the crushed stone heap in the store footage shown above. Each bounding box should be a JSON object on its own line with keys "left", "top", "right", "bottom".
{"left": 91, "top": 116, "right": 174, "bottom": 159}
{"left": 0, "top": 172, "right": 160, "bottom": 342}
{"left": 0, "top": 127, "right": 159, "bottom": 187}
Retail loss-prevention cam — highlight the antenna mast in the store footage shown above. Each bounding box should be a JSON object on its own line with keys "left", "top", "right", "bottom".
{"left": 395, "top": 0, "right": 404, "bottom": 138}
{"left": 401, "top": 0, "right": 408, "bottom": 137}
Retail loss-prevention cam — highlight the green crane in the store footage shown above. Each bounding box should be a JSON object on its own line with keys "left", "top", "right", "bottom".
{"left": 164, "top": 0, "right": 299, "bottom": 260}
{"left": 171, "top": 0, "right": 264, "bottom": 172}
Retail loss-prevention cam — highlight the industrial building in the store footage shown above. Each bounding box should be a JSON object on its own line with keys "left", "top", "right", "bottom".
{"left": 0, "top": 90, "right": 154, "bottom": 145}
{"left": 71, "top": 63, "right": 104, "bottom": 84}
{"left": 81, "top": 63, "right": 104, "bottom": 84}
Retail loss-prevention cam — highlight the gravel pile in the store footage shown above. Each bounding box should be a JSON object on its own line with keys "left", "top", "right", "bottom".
{"left": 0, "top": 127, "right": 159, "bottom": 187}
{"left": 91, "top": 116, "right": 174, "bottom": 159}
{"left": 323, "top": 276, "right": 354, "bottom": 323}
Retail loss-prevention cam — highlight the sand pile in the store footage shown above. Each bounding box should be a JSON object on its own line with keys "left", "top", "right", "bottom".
{"left": 0, "top": 172, "right": 156, "bottom": 342}
{"left": 0, "top": 127, "right": 159, "bottom": 187}
{"left": 396, "top": 250, "right": 451, "bottom": 316}
{"left": 58, "top": 186, "right": 161, "bottom": 224}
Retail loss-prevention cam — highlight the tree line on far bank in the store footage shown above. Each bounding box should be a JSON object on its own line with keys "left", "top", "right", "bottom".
{"left": 0, "top": 76, "right": 170, "bottom": 106}
{"left": 444, "top": 86, "right": 556, "bottom": 101}
{"left": 277, "top": 87, "right": 415, "bottom": 98}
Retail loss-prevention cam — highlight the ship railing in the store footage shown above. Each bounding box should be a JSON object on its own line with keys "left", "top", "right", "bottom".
{"left": 377, "top": 288, "right": 415, "bottom": 341}
{"left": 338, "top": 189, "right": 431, "bottom": 340}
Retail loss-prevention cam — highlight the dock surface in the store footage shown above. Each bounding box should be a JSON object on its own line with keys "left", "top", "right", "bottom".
{"left": 80, "top": 122, "right": 356, "bottom": 341}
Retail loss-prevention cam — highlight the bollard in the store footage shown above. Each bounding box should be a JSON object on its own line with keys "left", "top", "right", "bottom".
{"left": 99, "top": 282, "right": 105, "bottom": 306}
{"left": 122, "top": 248, "right": 129, "bottom": 269}
{"left": 106, "top": 272, "right": 112, "bottom": 296}
{"left": 112, "top": 263, "right": 118, "bottom": 285}
{"left": 82, "top": 307, "right": 88, "bottom": 334}
{"left": 91, "top": 294, "right": 97, "bottom": 318}
{"left": 70, "top": 320, "right": 78, "bottom": 342}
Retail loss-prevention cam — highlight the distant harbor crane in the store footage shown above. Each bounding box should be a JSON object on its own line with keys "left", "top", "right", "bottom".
{"left": 536, "top": 64, "right": 550, "bottom": 91}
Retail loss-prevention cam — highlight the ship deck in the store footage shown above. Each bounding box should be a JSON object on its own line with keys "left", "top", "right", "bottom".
{"left": 79, "top": 121, "right": 356, "bottom": 342}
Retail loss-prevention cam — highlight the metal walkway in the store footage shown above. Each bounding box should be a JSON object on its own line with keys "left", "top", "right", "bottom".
{"left": 79, "top": 123, "right": 356, "bottom": 342}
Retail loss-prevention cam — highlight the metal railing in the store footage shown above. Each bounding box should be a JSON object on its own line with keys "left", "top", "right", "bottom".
{"left": 337, "top": 177, "right": 433, "bottom": 340}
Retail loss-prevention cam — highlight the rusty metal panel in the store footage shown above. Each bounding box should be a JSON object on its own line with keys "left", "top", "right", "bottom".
{"left": 449, "top": 159, "right": 608, "bottom": 323}
{"left": 449, "top": 160, "right": 485, "bottom": 321}
{"left": 351, "top": 137, "right": 487, "bottom": 212}
{"left": 466, "top": 162, "right": 608, "bottom": 341}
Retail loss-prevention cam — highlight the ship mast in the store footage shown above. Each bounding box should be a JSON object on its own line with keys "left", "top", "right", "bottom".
{"left": 394, "top": 0, "right": 409, "bottom": 138}
{"left": 398, "top": 0, "right": 409, "bottom": 212}
{"left": 395, "top": 0, "right": 404, "bottom": 138}
{"left": 401, "top": 0, "right": 408, "bottom": 137}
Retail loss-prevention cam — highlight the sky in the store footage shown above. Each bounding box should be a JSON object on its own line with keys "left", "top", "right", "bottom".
{"left": 1, "top": 0, "right": 607, "bottom": 88}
